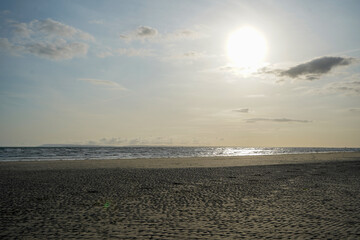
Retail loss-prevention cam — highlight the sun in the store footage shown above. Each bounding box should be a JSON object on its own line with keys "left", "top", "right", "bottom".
{"left": 227, "top": 26, "right": 267, "bottom": 69}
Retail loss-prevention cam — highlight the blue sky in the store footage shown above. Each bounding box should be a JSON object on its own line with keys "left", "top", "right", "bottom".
{"left": 0, "top": 0, "right": 360, "bottom": 147}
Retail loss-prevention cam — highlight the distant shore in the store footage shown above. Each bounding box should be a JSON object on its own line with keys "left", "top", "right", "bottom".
{"left": 1, "top": 153, "right": 360, "bottom": 239}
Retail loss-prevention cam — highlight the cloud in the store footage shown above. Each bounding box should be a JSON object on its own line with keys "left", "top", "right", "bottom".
{"left": 0, "top": 38, "right": 16, "bottom": 50}
{"left": 206, "top": 64, "right": 247, "bottom": 76}
{"left": 1, "top": 10, "right": 11, "bottom": 15}
{"left": 115, "top": 48, "right": 154, "bottom": 57}
{"left": 96, "top": 51, "right": 113, "bottom": 58}
{"left": 349, "top": 108, "right": 360, "bottom": 113}
{"left": 1, "top": 18, "right": 93, "bottom": 60}
{"left": 264, "top": 56, "right": 356, "bottom": 80}
{"left": 0, "top": 37, "right": 88, "bottom": 60}
{"left": 99, "top": 137, "right": 127, "bottom": 145}
{"left": 233, "top": 108, "right": 249, "bottom": 113}
{"left": 34, "top": 19, "right": 77, "bottom": 38}
{"left": 183, "top": 51, "right": 202, "bottom": 58}
{"left": 30, "top": 19, "right": 94, "bottom": 41}
{"left": 92, "top": 137, "right": 174, "bottom": 146}
{"left": 325, "top": 80, "right": 360, "bottom": 96}
{"left": 97, "top": 48, "right": 154, "bottom": 58}
{"left": 119, "top": 26, "right": 204, "bottom": 42}
{"left": 136, "top": 26, "right": 158, "bottom": 37}
{"left": 0, "top": 38, "right": 24, "bottom": 54}
{"left": 11, "top": 22, "right": 32, "bottom": 38}
{"left": 246, "top": 118, "right": 311, "bottom": 123}
{"left": 300, "top": 77, "right": 360, "bottom": 96}
{"left": 26, "top": 42, "right": 88, "bottom": 60}
{"left": 162, "top": 29, "right": 203, "bottom": 41}
{"left": 163, "top": 51, "right": 207, "bottom": 61}
{"left": 78, "top": 78, "right": 127, "bottom": 90}
{"left": 244, "top": 94, "right": 266, "bottom": 98}
{"left": 120, "top": 26, "right": 158, "bottom": 41}
{"left": 89, "top": 19, "right": 104, "bottom": 25}
{"left": 127, "top": 137, "right": 174, "bottom": 146}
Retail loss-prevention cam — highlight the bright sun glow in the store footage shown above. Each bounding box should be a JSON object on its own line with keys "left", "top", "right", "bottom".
{"left": 227, "top": 27, "right": 267, "bottom": 69}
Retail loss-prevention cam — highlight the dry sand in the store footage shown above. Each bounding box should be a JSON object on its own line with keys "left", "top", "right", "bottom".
{"left": 0, "top": 152, "right": 360, "bottom": 239}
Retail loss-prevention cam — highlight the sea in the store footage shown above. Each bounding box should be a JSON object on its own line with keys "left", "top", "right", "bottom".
{"left": 0, "top": 146, "right": 359, "bottom": 162}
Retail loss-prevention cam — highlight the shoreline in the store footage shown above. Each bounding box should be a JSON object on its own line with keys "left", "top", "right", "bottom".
{"left": 1, "top": 152, "right": 359, "bottom": 170}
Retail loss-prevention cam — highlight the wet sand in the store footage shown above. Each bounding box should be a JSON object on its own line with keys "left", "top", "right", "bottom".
{"left": 1, "top": 153, "right": 360, "bottom": 239}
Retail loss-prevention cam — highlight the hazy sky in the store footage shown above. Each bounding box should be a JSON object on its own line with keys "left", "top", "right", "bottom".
{"left": 1, "top": 0, "right": 360, "bottom": 147}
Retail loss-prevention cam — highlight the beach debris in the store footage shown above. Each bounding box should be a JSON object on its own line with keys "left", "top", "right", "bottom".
{"left": 104, "top": 202, "right": 110, "bottom": 208}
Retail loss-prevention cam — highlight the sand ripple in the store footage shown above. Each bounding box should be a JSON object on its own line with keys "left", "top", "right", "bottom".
{"left": 1, "top": 160, "right": 360, "bottom": 239}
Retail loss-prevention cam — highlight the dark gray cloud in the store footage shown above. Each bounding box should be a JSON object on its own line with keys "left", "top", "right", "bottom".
{"left": 279, "top": 56, "right": 354, "bottom": 79}
{"left": 260, "top": 56, "right": 356, "bottom": 80}
{"left": 246, "top": 118, "right": 311, "bottom": 123}
{"left": 233, "top": 108, "right": 249, "bottom": 113}
{"left": 136, "top": 26, "right": 158, "bottom": 37}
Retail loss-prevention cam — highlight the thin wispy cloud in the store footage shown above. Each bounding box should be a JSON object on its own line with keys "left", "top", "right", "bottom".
{"left": 78, "top": 78, "right": 127, "bottom": 90}
{"left": 301, "top": 77, "right": 360, "bottom": 96}
{"left": 99, "top": 137, "right": 126, "bottom": 145}
{"left": 88, "top": 19, "right": 104, "bottom": 25}
{"left": 119, "top": 26, "right": 204, "bottom": 42}
{"left": 244, "top": 94, "right": 266, "bottom": 98}
{"left": 162, "top": 29, "right": 203, "bottom": 41}
{"left": 88, "top": 136, "right": 174, "bottom": 146}
{"left": 1, "top": 10, "right": 11, "bottom": 15}
{"left": 115, "top": 48, "right": 154, "bottom": 57}
{"left": 349, "top": 108, "right": 360, "bottom": 113}
{"left": 97, "top": 48, "right": 154, "bottom": 58}
{"left": 233, "top": 108, "right": 249, "bottom": 113}
{"left": 163, "top": 51, "right": 209, "bottom": 61}
{"left": 246, "top": 118, "right": 311, "bottom": 123}
{"left": 96, "top": 51, "right": 113, "bottom": 58}
{"left": 183, "top": 51, "right": 204, "bottom": 58}
{"left": 325, "top": 80, "right": 360, "bottom": 96}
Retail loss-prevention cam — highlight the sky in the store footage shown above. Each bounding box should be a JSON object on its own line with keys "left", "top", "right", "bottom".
{"left": 0, "top": 0, "right": 360, "bottom": 147}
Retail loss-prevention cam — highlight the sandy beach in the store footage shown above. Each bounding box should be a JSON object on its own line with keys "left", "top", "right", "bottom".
{"left": 1, "top": 152, "right": 360, "bottom": 239}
